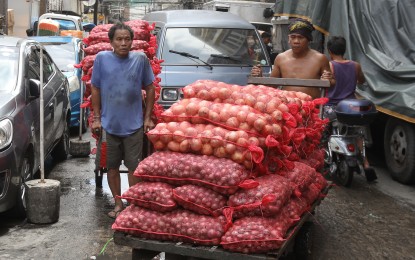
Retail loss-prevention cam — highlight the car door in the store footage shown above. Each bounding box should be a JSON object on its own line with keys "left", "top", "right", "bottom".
{"left": 39, "top": 47, "right": 67, "bottom": 148}
{"left": 26, "top": 45, "right": 54, "bottom": 153}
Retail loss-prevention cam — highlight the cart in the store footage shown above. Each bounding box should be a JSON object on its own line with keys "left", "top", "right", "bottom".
{"left": 113, "top": 184, "right": 330, "bottom": 260}
{"left": 113, "top": 78, "right": 331, "bottom": 259}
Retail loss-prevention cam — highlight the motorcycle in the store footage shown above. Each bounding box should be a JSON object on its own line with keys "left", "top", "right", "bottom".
{"left": 324, "top": 99, "right": 378, "bottom": 187}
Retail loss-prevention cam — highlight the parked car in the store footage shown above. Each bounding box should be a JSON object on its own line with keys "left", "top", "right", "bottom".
{"left": 0, "top": 36, "right": 71, "bottom": 217}
{"left": 143, "top": 10, "right": 272, "bottom": 109}
{"left": 30, "top": 36, "right": 87, "bottom": 132}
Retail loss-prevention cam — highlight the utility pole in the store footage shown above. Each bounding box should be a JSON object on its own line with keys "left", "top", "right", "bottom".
{"left": 93, "top": 0, "right": 98, "bottom": 24}
{"left": 0, "top": 0, "right": 7, "bottom": 34}
{"left": 40, "top": 0, "right": 47, "bottom": 15}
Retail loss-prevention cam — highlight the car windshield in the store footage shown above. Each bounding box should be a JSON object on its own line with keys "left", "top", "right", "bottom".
{"left": 0, "top": 46, "right": 19, "bottom": 92}
{"left": 42, "top": 42, "right": 75, "bottom": 72}
{"left": 161, "top": 28, "right": 269, "bottom": 66}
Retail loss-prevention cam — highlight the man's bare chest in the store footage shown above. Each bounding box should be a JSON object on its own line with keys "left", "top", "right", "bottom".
{"left": 280, "top": 59, "right": 321, "bottom": 79}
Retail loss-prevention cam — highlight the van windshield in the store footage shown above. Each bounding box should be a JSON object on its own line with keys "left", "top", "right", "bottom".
{"left": 42, "top": 42, "right": 75, "bottom": 72}
{"left": 161, "top": 28, "right": 269, "bottom": 66}
{"left": 0, "top": 47, "right": 19, "bottom": 92}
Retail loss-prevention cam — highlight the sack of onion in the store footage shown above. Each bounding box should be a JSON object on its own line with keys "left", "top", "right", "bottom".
{"left": 227, "top": 174, "right": 292, "bottom": 218}
{"left": 173, "top": 185, "right": 227, "bottom": 217}
{"left": 118, "top": 182, "right": 177, "bottom": 212}
{"left": 112, "top": 205, "right": 228, "bottom": 246}
{"left": 134, "top": 151, "right": 257, "bottom": 195}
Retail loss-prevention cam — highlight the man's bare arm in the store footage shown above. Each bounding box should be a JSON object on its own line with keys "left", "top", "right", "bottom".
{"left": 143, "top": 83, "right": 156, "bottom": 132}
{"left": 91, "top": 84, "right": 101, "bottom": 134}
{"left": 320, "top": 55, "right": 335, "bottom": 86}
{"left": 270, "top": 54, "right": 282, "bottom": 78}
{"left": 355, "top": 62, "right": 366, "bottom": 84}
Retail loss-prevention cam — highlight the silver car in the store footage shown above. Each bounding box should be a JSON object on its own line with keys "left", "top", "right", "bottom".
{"left": 0, "top": 36, "right": 71, "bottom": 217}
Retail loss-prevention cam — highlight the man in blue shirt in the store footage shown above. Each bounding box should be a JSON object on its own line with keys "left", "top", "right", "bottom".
{"left": 91, "top": 22, "right": 155, "bottom": 218}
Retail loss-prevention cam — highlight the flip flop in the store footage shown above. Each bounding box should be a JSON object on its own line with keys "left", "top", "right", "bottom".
{"left": 364, "top": 167, "right": 377, "bottom": 182}
{"left": 107, "top": 208, "right": 123, "bottom": 219}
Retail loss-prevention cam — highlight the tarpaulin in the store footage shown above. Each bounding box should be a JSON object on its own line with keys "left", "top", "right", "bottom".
{"left": 275, "top": 0, "right": 415, "bottom": 122}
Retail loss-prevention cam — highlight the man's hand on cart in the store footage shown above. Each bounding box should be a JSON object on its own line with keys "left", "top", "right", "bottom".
{"left": 92, "top": 116, "right": 102, "bottom": 137}
{"left": 144, "top": 118, "right": 155, "bottom": 133}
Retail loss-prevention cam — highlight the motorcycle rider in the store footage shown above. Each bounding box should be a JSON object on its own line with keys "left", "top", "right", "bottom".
{"left": 325, "top": 36, "right": 376, "bottom": 181}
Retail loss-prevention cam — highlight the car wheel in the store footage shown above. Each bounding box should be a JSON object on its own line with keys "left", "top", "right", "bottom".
{"left": 52, "top": 120, "right": 70, "bottom": 161}
{"left": 384, "top": 118, "right": 415, "bottom": 184}
{"left": 13, "top": 155, "right": 32, "bottom": 218}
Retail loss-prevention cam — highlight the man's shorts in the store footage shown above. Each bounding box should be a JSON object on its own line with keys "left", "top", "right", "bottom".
{"left": 106, "top": 128, "right": 144, "bottom": 172}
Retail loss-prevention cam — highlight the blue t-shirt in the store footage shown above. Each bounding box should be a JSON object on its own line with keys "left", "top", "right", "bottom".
{"left": 91, "top": 51, "right": 155, "bottom": 136}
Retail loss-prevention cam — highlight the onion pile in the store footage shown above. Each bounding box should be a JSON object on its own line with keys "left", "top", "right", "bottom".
{"left": 134, "top": 151, "right": 254, "bottom": 195}
{"left": 182, "top": 80, "right": 329, "bottom": 172}
{"left": 113, "top": 78, "right": 331, "bottom": 254}
{"left": 280, "top": 197, "right": 309, "bottom": 220}
{"left": 162, "top": 98, "right": 282, "bottom": 137}
{"left": 112, "top": 205, "right": 227, "bottom": 245}
{"left": 147, "top": 121, "right": 264, "bottom": 169}
{"left": 173, "top": 185, "right": 227, "bottom": 217}
{"left": 227, "top": 175, "right": 292, "bottom": 218}
{"left": 301, "top": 183, "right": 322, "bottom": 205}
{"left": 83, "top": 40, "right": 150, "bottom": 56}
{"left": 119, "top": 182, "right": 177, "bottom": 212}
{"left": 220, "top": 212, "right": 294, "bottom": 254}
{"left": 277, "top": 162, "right": 317, "bottom": 195}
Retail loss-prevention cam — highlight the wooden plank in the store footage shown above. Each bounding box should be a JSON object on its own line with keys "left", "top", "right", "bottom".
{"left": 114, "top": 232, "right": 278, "bottom": 260}
{"left": 248, "top": 77, "right": 330, "bottom": 88}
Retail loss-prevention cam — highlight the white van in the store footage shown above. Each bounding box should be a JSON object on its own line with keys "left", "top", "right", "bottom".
{"left": 143, "top": 10, "right": 272, "bottom": 108}
{"left": 37, "top": 13, "right": 83, "bottom": 36}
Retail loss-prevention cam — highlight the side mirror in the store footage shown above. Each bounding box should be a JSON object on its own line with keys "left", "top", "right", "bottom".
{"left": 29, "top": 79, "right": 41, "bottom": 98}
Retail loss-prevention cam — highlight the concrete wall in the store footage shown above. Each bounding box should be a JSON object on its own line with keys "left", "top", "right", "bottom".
{"left": 7, "top": 0, "right": 32, "bottom": 37}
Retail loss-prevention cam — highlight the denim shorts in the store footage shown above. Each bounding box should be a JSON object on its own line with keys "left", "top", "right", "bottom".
{"left": 106, "top": 128, "right": 144, "bottom": 172}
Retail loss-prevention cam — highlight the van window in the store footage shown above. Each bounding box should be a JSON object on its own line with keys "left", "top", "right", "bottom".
{"left": 161, "top": 28, "right": 269, "bottom": 66}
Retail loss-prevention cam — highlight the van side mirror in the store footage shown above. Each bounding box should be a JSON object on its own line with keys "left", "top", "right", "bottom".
{"left": 29, "top": 79, "right": 41, "bottom": 98}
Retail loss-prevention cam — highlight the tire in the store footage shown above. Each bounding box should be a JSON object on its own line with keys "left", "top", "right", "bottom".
{"left": 52, "top": 120, "right": 70, "bottom": 161}
{"left": 335, "top": 159, "right": 353, "bottom": 187}
{"left": 384, "top": 118, "right": 415, "bottom": 184}
{"left": 12, "top": 155, "right": 32, "bottom": 218}
{"left": 294, "top": 221, "right": 314, "bottom": 260}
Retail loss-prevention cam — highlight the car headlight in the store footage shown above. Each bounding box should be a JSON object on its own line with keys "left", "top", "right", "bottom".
{"left": 0, "top": 119, "right": 13, "bottom": 150}
{"left": 162, "top": 88, "right": 179, "bottom": 101}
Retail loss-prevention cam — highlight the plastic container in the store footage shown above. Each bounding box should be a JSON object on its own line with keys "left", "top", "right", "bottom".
{"left": 335, "top": 99, "right": 377, "bottom": 125}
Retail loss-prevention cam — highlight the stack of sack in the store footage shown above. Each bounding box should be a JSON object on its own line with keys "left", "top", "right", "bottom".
{"left": 112, "top": 79, "right": 330, "bottom": 254}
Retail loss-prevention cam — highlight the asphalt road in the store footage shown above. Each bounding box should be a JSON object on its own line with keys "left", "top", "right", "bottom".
{"left": 0, "top": 130, "right": 414, "bottom": 260}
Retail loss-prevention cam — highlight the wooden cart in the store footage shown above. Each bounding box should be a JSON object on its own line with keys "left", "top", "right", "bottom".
{"left": 113, "top": 184, "right": 331, "bottom": 260}
{"left": 113, "top": 78, "right": 331, "bottom": 259}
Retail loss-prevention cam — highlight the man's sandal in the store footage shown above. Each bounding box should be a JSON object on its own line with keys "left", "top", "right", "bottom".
{"left": 107, "top": 209, "right": 123, "bottom": 219}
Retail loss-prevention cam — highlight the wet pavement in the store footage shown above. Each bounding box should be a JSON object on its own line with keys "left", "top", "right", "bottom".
{"left": 0, "top": 129, "right": 415, "bottom": 260}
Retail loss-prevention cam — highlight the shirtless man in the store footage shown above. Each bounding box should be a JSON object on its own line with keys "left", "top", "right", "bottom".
{"left": 251, "top": 18, "right": 335, "bottom": 99}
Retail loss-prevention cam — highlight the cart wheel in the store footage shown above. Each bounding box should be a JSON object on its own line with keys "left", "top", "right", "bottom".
{"left": 294, "top": 221, "right": 313, "bottom": 260}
